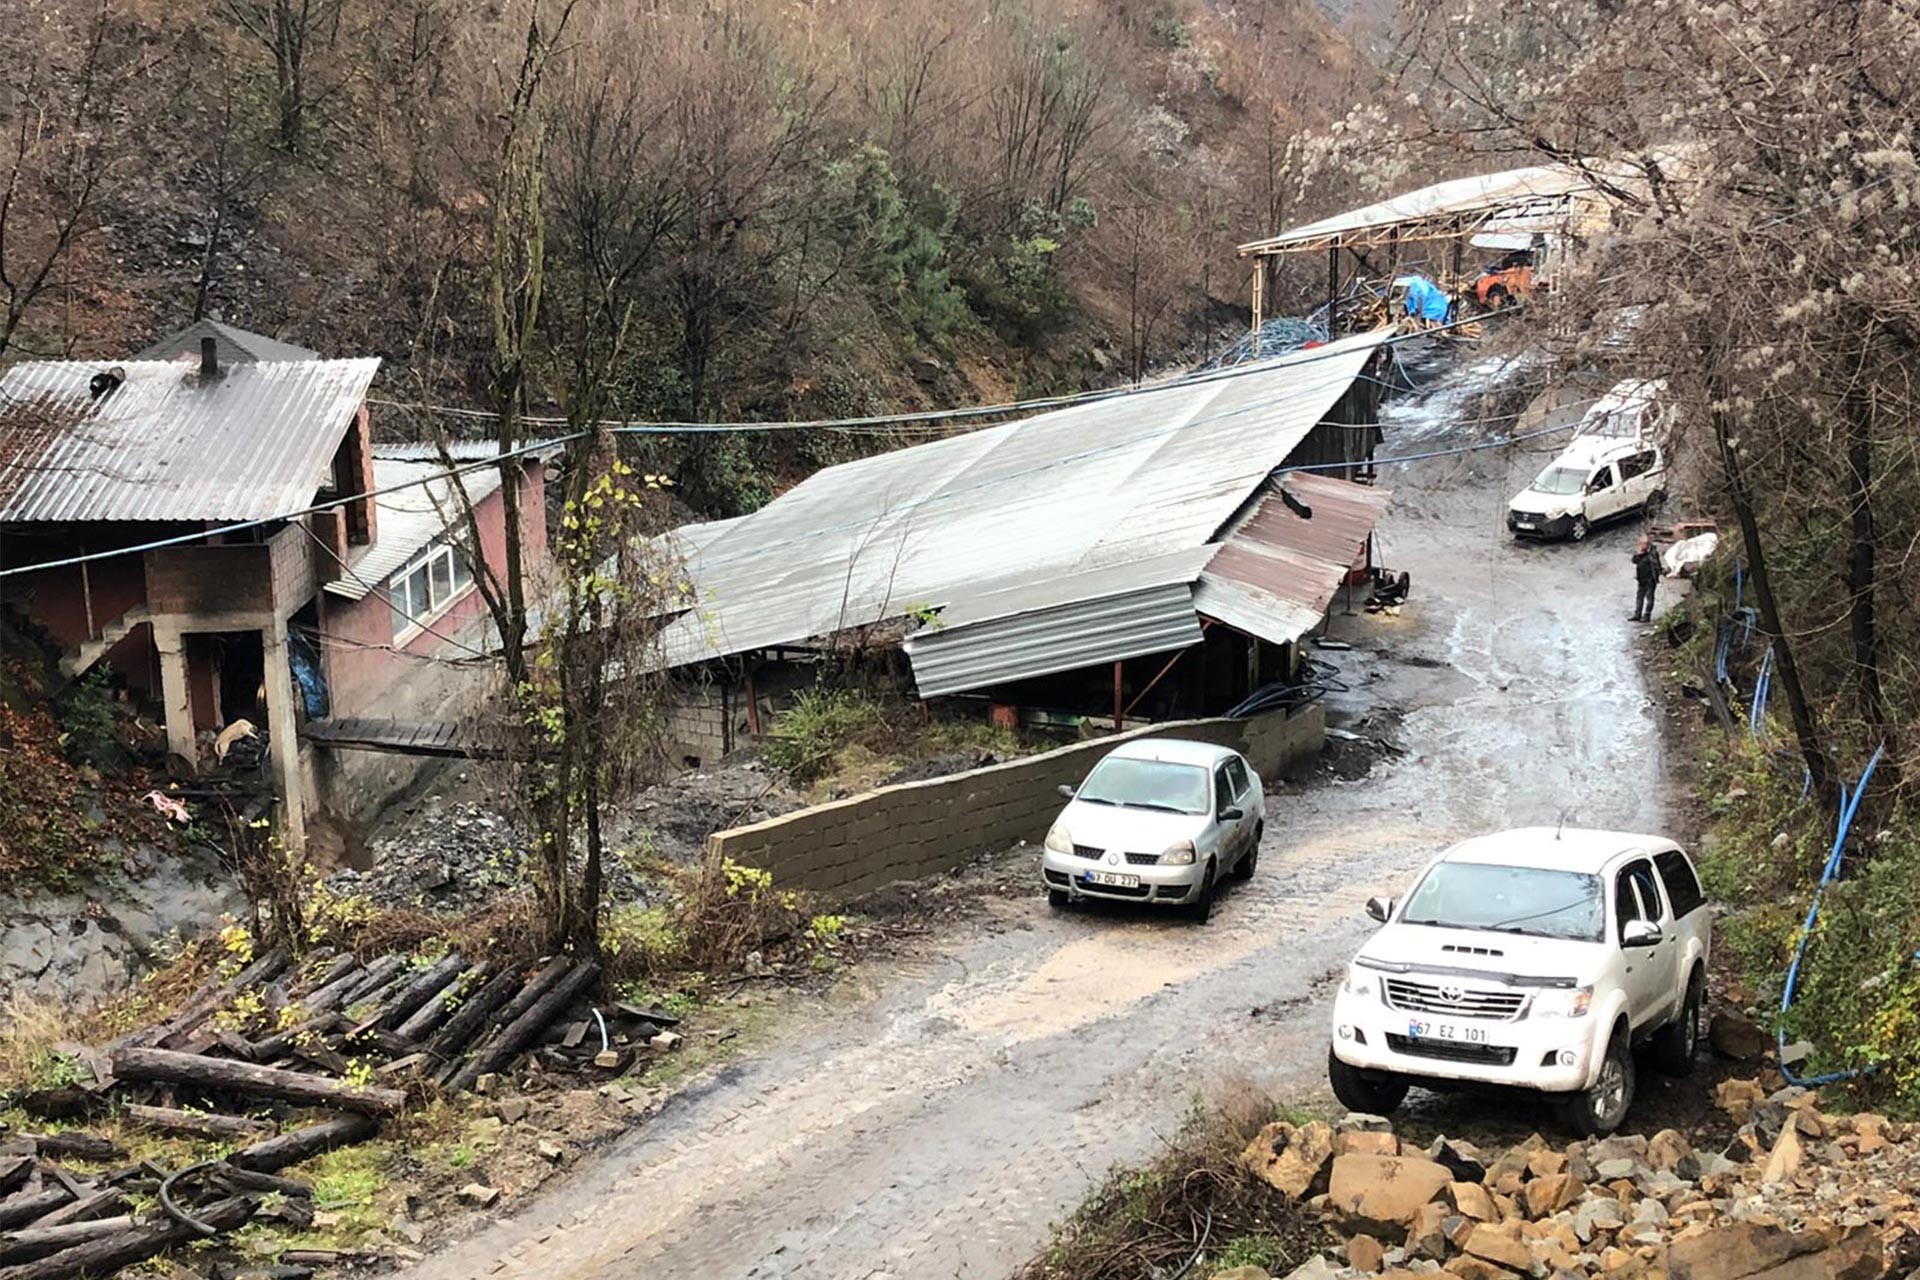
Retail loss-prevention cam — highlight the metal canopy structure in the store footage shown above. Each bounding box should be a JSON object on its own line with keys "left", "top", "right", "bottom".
{"left": 661, "top": 332, "right": 1393, "bottom": 700}
{"left": 1236, "top": 164, "right": 1611, "bottom": 258}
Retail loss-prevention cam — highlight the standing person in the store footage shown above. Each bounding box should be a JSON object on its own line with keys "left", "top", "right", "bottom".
{"left": 1631, "top": 536, "right": 1660, "bottom": 622}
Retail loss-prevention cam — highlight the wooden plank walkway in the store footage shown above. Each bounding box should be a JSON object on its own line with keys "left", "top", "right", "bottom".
{"left": 300, "top": 718, "right": 501, "bottom": 759}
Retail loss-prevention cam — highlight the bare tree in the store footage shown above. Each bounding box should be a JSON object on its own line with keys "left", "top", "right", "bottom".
{"left": 218, "top": 0, "right": 345, "bottom": 155}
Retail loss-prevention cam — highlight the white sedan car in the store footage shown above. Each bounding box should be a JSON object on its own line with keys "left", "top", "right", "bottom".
{"left": 1040, "top": 738, "right": 1265, "bottom": 923}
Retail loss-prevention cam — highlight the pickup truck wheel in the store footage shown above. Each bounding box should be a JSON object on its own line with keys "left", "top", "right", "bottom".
{"left": 1328, "top": 1047, "right": 1408, "bottom": 1115}
{"left": 1570, "top": 515, "right": 1591, "bottom": 542}
{"left": 1187, "top": 862, "right": 1217, "bottom": 923}
{"left": 1653, "top": 969, "right": 1704, "bottom": 1076}
{"left": 1561, "top": 1025, "right": 1635, "bottom": 1136}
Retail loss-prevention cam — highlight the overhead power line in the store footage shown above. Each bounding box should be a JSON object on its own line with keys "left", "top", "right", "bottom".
{"left": 0, "top": 314, "right": 1517, "bottom": 582}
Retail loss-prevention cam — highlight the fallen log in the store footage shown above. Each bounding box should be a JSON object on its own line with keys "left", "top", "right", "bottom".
{"left": 0, "top": 1194, "right": 258, "bottom": 1280}
{"left": 153, "top": 949, "right": 292, "bottom": 1050}
{"left": 395, "top": 962, "right": 486, "bottom": 1042}
{"left": 449, "top": 961, "right": 600, "bottom": 1093}
{"left": 0, "top": 1215, "right": 135, "bottom": 1266}
{"left": 491, "top": 957, "right": 573, "bottom": 1029}
{"left": 378, "top": 955, "right": 467, "bottom": 1032}
{"left": 108, "top": 1049, "right": 406, "bottom": 1116}
{"left": 227, "top": 1115, "right": 379, "bottom": 1174}
{"left": 0, "top": 1160, "right": 31, "bottom": 1200}
{"left": 424, "top": 965, "right": 524, "bottom": 1064}
{"left": 21, "top": 1135, "right": 121, "bottom": 1164}
{"left": 16, "top": 1090, "right": 96, "bottom": 1123}
{"left": 0, "top": 1196, "right": 72, "bottom": 1234}
{"left": 297, "top": 957, "right": 365, "bottom": 1013}
{"left": 335, "top": 955, "right": 407, "bottom": 1009}
{"left": 211, "top": 1166, "right": 311, "bottom": 1199}
{"left": 251, "top": 1013, "right": 344, "bottom": 1061}
{"left": 29, "top": 1190, "right": 123, "bottom": 1230}
{"left": 123, "top": 1106, "right": 275, "bottom": 1143}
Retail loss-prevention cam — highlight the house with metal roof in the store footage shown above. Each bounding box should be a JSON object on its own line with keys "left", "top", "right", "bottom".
{"left": 658, "top": 333, "right": 1396, "bottom": 763}
{"left": 0, "top": 324, "right": 548, "bottom": 847}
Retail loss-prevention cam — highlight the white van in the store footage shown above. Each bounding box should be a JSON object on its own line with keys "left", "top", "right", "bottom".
{"left": 1507, "top": 435, "right": 1667, "bottom": 541}
{"left": 1573, "top": 378, "right": 1675, "bottom": 443}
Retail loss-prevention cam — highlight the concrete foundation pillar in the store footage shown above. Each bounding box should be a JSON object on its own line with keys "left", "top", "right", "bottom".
{"left": 154, "top": 625, "right": 196, "bottom": 772}
{"left": 261, "top": 621, "right": 307, "bottom": 854}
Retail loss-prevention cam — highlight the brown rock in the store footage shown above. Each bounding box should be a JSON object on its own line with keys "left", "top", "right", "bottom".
{"left": 1349, "top": 1234, "right": 1388, "bottom": 1273}
{"left": 1709, "top": 1013, "right": 1770, "bottom": 1063}
{"left": 1668, "top": 1222, "right": 1825, "bottom": 1280}
{"left": 1761, "top": 1123, "right": 1804, "bottom": 1185}
{"left": 457, "top": 1182, "right": 501, "bottom": 1207}
{"left": 1850, "top": 1114, "right": 1889, "bottom": 1155}
{"left": 1737, "top": 1227, "right": 1881, "bottom": 1280}
{"left": 1451, "top": 1181, "right": 1500, "bottom": 1221}
{"left": 1714, "top": 1079, "right": 1768, "bottom": 1123}
{"left": 1339, "top": 1131, "right": 1403, "bottom": 1158}
{"left": 1529, "top": 1149, "right": 1568, "bottom": 1179}
{"left": 1524, "top": 1174, "right": 1587, "bottom": 1218}
{"left": 1329, "top": 1155, "right": 1454, "bottom": 1237}
{"left": 1446, "top": 1257, "right": 1520, "bottom": 1280}
{"left": 1406, "top": 1202, "right": 1452, "bottom": 1260}
{"left": 1648, "top": 1130, "right": 1694, "bottom": 1173}
{"left": 1465, "top": 1223, "right": 1536, "bottom": 1273}
{"left": 1449, "top": 1216, "right": 1481, "bottom": 1250}
{"left": 1215, "top": 1269, "right": 1272, "bottom": 1280}
{"left": 1244, "top": 1121, "right": 1337, "bottom": 1199}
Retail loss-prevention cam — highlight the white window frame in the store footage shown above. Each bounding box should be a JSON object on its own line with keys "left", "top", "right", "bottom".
{"left": 387, "top": 539, "right": 476, "bottom": 643}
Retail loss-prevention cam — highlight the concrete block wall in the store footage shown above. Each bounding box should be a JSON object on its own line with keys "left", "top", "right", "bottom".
{"left": 663, "top": 683, "right": 744, "bottom": 770}
{"left": 708, "top": 702, "right": 1324, "bottom": 899}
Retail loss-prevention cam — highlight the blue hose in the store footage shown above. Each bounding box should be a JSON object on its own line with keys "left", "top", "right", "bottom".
{"left": 1776, "top": 744, "right": 1885, "bottom": 1086}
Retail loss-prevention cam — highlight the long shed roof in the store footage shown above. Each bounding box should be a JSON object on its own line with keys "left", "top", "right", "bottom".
{"left": 0, "top": 357, "right": 379, "bottom": 523}
{"left": 662, "top": 333, "right": 1392, "bottom": 695}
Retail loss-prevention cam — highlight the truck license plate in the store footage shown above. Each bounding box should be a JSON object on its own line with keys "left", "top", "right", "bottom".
{"left": 1407, "top": 1019, "right": 1487, "bottom": 1044}
{"left": 1084, "top": 871, "right": 1140, "bottom": 888}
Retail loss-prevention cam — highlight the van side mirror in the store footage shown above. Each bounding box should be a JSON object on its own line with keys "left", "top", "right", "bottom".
{"left": 1057, "top": 784, "right": 1076, "bottom": 800}
{"left": 1622, "top": 919, "right": 1663, "bottom": 948}
{"left": 1366, "top": 896, "right": 1395, "bottom": 924}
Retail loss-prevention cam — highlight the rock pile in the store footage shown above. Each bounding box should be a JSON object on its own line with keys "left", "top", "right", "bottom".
{"left": 1231, "top": 1086, "right": 1916, "bottom": 1280}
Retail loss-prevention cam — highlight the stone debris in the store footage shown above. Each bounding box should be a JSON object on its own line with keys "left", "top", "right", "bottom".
{"left": 1223, "top": 1082, "right": 1917, "bottom": 1280}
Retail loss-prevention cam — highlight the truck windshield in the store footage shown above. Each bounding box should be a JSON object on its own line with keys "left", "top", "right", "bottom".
{"left": 1398, "top": 863, "right": 1605, "bottom": 942}
{"left": 1530, "top": 466, "right": 1587, "bottom": 496}
{"left": 1075, "top": 758, "right": 1210, "bottom": 815}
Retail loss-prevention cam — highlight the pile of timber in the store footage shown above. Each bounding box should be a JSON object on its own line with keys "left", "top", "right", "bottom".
{"left": 0, "top": 947, "right": 677, "bottom": 1279}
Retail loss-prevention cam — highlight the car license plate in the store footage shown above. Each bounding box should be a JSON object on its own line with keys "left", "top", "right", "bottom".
{"left": 1516, "top": 521, "right": 1536, "bottom": 530}
{"left": 1084, "top": 871, "right": 1140, "bottom": 888}
{"left": 1407, "top": 1018, "right": 1488, "bottom": 1044}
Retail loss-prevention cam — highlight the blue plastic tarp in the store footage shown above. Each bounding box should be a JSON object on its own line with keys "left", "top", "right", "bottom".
{"left": 1399, "top": 275, "right": 1451, "bottom": 322}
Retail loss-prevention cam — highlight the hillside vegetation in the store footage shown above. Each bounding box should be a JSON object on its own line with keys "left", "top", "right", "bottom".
{"left": 0, "top": 0, "right": 1375, "bottom": 511}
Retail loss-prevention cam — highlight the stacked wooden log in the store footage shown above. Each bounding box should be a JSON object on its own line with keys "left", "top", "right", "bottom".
{"left": 0, "top": 946, "right": 675, "bottom": 1279}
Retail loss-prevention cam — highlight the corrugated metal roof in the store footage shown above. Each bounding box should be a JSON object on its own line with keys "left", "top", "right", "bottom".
{"left": 323, "top": 458, "right": 504, "bottom": 600}
{"left": 1237, "top": 164, "right": 1604, "bottom": 254}
{"left": 135, "top": 319, "right": 320, "bottom": 364}
{"left": 660, "top": 332, "right": 1387, "bottom": 679}
{"left": 0, "top": 357, "right": 380, "bottom": 523}
{"left": 1190, "top": 473, "right": 1392, "bottom": 644}
{"left": 908, "top": 582, "right": 1204, "bottom": 700}
{"left": 370, "top": 439, "right": 568, "bottom": 462}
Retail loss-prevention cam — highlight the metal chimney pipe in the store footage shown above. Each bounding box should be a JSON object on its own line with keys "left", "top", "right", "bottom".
{"left": 200, "top": 335, "right": 218, "bottom": 379}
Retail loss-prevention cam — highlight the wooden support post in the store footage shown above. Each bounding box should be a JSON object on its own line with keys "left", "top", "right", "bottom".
{"left": 1250, "top": 262, "right": 1264, "bottom": 357}
{"left": 1327, "top": 244, "right": 1339, "bottom": 335}
{"left": 1112, "top": 661, "right": 1124, "bottom": 732}
{"left": 260, "top": 620, "right": 306, "bottom": 854}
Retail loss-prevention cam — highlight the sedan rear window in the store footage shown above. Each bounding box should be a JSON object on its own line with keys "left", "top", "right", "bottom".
{"left": 1398, "top": 863, "right": 1606, "bottom": 942}
{"left": 1076, "top": 758, "right": 1210, "bottom": 815}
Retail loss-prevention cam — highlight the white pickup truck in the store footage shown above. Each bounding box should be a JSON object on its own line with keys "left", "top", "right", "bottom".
{"left": 1328, "top": 828, "right": 1711, "bottom": 1135}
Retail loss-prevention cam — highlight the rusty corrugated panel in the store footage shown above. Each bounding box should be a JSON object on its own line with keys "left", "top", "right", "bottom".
{"left": 0, "top": 356, "right": 379, "bottom": 523}
{"left": 1192, "top": 473, "right": 1392, "bottom": 645}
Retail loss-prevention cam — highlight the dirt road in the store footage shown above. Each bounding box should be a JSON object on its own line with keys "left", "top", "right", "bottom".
{"left": 402, "top": 359, "right": 1676, "bottom": 1280}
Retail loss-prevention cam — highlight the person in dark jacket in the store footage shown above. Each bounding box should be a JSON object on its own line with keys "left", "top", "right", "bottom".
{"left": 1631, "top": 537, "right": 1660, "bottom": 622}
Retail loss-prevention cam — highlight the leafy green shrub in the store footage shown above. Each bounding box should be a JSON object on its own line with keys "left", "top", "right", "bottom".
{"left": 1149, "top": 12, "right": 1190, "bottom": 46}
{"left": 762, "top": 688, "right": 885, "bottom": 783}
{"left": 55, "top": 666, "right": 121, "bottom": 769}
